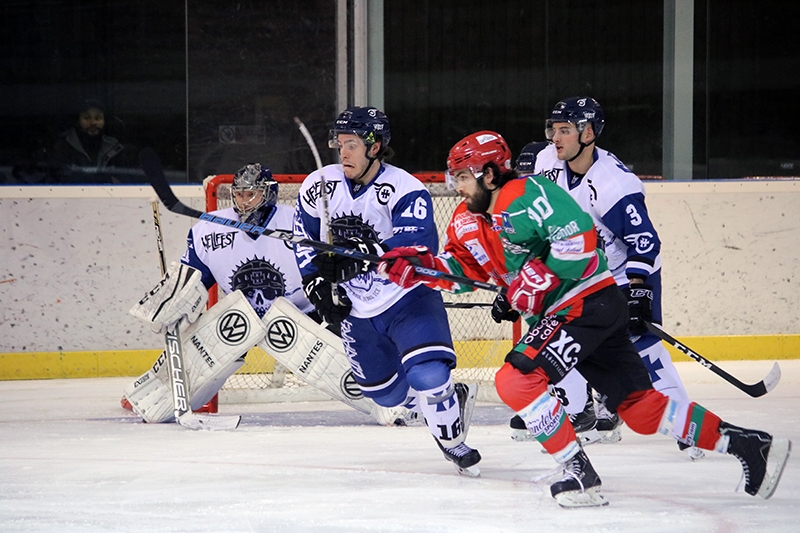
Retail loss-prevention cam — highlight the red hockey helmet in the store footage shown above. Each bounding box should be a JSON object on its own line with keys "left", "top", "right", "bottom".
{"left": 446, "top": 131, "right": 512, "bottom": 188}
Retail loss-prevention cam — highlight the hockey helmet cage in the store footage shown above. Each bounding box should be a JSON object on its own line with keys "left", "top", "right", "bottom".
{"left": 545, "top": 97, "right": 605, "bottom": 140}
{"left": 231, "top": 163, "right": 278, "bottom": 218}
{"left": 329, "top": 106, "right": 391, "bottom": 150}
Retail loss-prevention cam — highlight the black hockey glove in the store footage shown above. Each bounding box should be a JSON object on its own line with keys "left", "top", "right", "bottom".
{"left": 491, "top": 293, "right": 520, "bottom": 324}
{"left": 311, "top": 237, "right": 385, "bottom": 283}
{"left": 303, "top": 274, "right": 352, "bottom": 326}
{"left": 624, "top": 283, "right": 653, "bottom": 336}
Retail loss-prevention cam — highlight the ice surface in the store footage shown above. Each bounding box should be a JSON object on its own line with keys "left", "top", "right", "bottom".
{"left": 1, "top": 360, "right": 797, "bottom": 532}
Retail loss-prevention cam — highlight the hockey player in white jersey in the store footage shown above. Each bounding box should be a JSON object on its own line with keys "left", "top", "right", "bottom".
{"left": 294, "top": 106, "right": 481, "bottom": 476}
{"left": 125, "top": 163, "right": 416, "bottom": 426}
{"left": 521, "top": 96, "right": 699, "bottom": 458}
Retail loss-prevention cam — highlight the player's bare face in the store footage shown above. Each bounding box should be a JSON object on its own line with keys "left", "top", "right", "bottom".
{"left": 453, "top": 169, "right": 491, "bottom": 213}
{"left": 233, "top": 190, "right": 264, "bottom": 215}
{"left": 335, "top": 133, "right": 376, "bottom": 183}
{"left": 78, "top": 108, "right": 105, "bottom": 136}
{"left": 551, "top": 122, "right": 581, "bottom": 161}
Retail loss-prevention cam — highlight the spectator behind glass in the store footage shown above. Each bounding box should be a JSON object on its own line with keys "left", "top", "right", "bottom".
{"left": 50, "top": 99, "right": 126, "bottom": 183}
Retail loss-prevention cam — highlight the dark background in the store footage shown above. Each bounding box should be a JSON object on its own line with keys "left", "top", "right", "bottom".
{"left": 1, "top": 0, "right": 798, "bottom": 184}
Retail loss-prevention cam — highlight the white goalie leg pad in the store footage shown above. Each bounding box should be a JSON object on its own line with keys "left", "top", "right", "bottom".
{"left": 129, "top": 262, "right": 209, "bottom": 334}
{"left": 182, "top": 290, "right": 266, "bottom": 407}
{"left": 258, "top": 297, "right": 376, "bottom": 416}
{"left": 123, "top": 352, "right": 173, "bottom": 423}
{"left": 125, "top": 290, "right": 265, "bottom": 423}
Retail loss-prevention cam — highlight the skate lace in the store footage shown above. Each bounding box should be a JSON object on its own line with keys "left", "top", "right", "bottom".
{"left": 731, "top": 451, "right": 750, "bottom": 493}
{"left": 446, "top": 443, "right": 474, "bottom": 458}
{"left": 561, "top": 456, "right": 586, "bottom": 491}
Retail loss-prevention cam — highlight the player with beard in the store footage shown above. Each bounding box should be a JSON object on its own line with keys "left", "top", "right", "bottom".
{"left": 376, "top": 131, "right": 791, "bottom": 507}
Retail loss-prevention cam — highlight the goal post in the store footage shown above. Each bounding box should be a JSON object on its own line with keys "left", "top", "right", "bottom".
{"left": 205, "top": 172, "right": 517, "bottom": 403}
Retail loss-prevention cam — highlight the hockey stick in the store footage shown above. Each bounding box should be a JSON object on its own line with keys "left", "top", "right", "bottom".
{"left": 150, "top": 200, "right": 241, "bottom": 430}
{"left": 140, "top": 148, "right": 503, "bottom": 295}
{"left": 646, "top": 322, "right": 781, "bottom": 398}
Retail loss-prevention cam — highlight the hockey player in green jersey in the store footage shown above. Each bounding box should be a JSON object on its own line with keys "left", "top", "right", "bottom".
{"left": 377, "top": 131, "right": 791, "bottom": 507}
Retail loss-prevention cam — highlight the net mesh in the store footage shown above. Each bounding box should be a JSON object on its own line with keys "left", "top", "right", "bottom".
{"left": 206, "top": 174, "right": 512, "bottom": 402}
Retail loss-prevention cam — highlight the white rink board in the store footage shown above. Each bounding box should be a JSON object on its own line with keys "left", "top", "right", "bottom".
{"left": 1, "top": 180, "right": 798, "bottom": 353}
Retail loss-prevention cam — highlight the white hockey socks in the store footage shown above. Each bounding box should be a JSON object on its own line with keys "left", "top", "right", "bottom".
{"left": 418, "top": 377, "right": 466, "bottom": 447}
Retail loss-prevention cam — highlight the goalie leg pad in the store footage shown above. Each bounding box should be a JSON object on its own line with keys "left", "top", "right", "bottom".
{"left": 259, "top": 297, "right": 375, "bottom": 416}
{"left": 125, "top": 290, "right": 265, "bottom": 423}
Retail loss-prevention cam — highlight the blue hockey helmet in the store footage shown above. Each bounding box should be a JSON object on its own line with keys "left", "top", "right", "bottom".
{"left": 231, "top": 163, "right": 278, "bottom": 218}
{"left": 545, "top": 97, "right": 605, "bottom": 140}
{"left": 515, "top": 141, "right": 550, "bottom": 176}
{"left": 329, "top": 106, "right": 391, "bottom": 152}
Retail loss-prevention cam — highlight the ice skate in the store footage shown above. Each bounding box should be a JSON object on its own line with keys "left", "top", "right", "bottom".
{"left": 677, "top": 440, "right": 705, "bottom": 461}
{"left": 594, "top": 392, "right": 623, "bottom": 443}
{"left": 436, "top": 440, "right": 482, "bottom": 477}
{"left": 720, "top": 422, "right": 792, "bottom": 499}
{"left": 550, "top": 449, "right": 607, "bottom": 508}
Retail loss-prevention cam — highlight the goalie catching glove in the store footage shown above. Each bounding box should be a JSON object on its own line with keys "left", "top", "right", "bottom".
{"left": 311, "top": 237, "right": 386, "bottom": 283}
{"left": 376, "top": 246, "right": 437, "bottom": 288}
{"left": 129, "top": 262, "right": 208, "bottom": 334}
{"left": 506, "top": 258, "right": 560, "bottom": 316}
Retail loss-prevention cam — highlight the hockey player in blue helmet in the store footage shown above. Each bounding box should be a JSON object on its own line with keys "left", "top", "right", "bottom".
{"left": 545, "top": 96, "right": 605, "bottom": 163}
{"left": 296, "top": 105, "right": 482, "bottom": 476}
{"left": 328, "top": 106, "right": 392, "bottom": 184}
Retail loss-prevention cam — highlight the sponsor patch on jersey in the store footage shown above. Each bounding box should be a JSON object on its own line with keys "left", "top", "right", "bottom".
{"left": 550, "top": 234, "right": 586, "bottom": 255}
{"left": 453, "top": 212, "right": 479, "bottom": 239}
{"left": 547, "top": 221, "right": 580, "bottom": 242}
{"left": 464, "top": 238, "right": 490, "bottom": 266}
{"left": 201, "top": 231, "right": 236, "bottom": 251}
{"left": 500, "top": 237, "right": 529, "bottom": 256}
{"left": 501, "top": 211, "right": 516, "bottom": 234}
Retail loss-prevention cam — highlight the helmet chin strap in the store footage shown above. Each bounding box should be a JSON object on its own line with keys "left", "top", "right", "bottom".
{"left": 351, "top": 144, "right": 379, "bottom": 183}
{"left": 567, "top": 128, "right": 595, "bottom": 163}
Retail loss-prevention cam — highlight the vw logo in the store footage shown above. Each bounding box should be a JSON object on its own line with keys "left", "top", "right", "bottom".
{"left": 266, "top": 318, "right": 296, "bottom": 352}
{"left": 217, "top": 310, "right": 250, "bottom": 345}
{"left": 340, "top": 370, "right": 362, "bottom": 399}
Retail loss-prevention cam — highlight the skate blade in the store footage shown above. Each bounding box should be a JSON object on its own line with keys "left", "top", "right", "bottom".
{"left": 687, "top": 447, "right": 706, "bottom": 462}
{"left": 456, "top": 464, "right": 481, "bottom": 477}
{"left": 758, "top": 438, "right": 792, "bottom": 499}
{"left": 512, "top": 429, "right": 537, "bottom": 442}
{"left": 599, "top": 425, "right": 622, "bottom": 444}
{"left": 554, "top": 486, "right": 608, "bottom": 508}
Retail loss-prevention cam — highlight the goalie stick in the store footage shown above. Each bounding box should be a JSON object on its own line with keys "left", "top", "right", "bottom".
{"left": 150, "top": 200, "right": 241, "bottom": 430}
{"left": 139, "top": 147, "right": 503, "bottom": 295}
{"left": 646, "top": 322, "right": 781, "bottom": 398}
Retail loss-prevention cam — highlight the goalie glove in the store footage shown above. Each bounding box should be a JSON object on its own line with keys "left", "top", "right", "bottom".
{"left": 303, "top": 274, "right": 352, "bottom": 326}
{"left": 506, "top": 258, "right": 560, "bottom": 316}
{"left": 129, "top": 262, "right": 208, "bottom": 334}
{"left": 376, "top": 246, "right": 436, "bottom": 288}
{"left": 311, "top": 237, "right": 386, "bottom": 283}
{"left": 624, "top": 283, "right": 654, "bottom": 336}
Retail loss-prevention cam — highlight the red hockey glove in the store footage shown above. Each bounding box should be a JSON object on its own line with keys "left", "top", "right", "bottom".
{"left": 376, "top": 246, "right": 436, "bottom": 288}
{"left": 507, "top": 258, "right": 560, "bottom": 315}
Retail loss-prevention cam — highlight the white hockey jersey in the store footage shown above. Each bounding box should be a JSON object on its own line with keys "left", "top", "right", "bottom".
{"left": 294, "top": 163, "right": 440, "bottom": 318}
{"left": 534, "top": 144, "right": 662, "bottom": 286}
{"left": 181, "top": 205, "right": 313, "bottom": 318}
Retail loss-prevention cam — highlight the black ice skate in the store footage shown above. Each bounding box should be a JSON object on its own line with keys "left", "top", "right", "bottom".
{"left": 550, "top": 449, "right": 607, "bottom": 508}
{"left": 720, "top": 421, "right": 792, "bottom": 499}
{"left": 435, "top": 382, "right": 481, "bottom": 477}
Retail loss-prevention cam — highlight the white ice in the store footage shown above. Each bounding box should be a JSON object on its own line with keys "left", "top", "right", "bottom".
{"left": 1, "top": 360, "right": 798, "bottom": 533}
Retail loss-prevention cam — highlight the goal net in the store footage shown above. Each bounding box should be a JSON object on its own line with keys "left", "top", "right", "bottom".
{"left": 206, "top": 173, "right": 516, "bottom": 403}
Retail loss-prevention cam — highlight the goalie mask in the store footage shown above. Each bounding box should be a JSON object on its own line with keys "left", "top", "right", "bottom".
{"left": 232, "top": 164, "right": 278, "bottom": 220}
{"left": 445, "top": 131, "right": 512, "bottom": 189}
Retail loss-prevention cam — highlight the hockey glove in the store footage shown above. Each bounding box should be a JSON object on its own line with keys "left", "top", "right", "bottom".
{"left": 311, "top": 237, "right": 385, "bottom": 283}
{"left": 376, "top": 246, "right": 436, "bottom": 288}
{"left": 491, "top": 293, "right": 520, "bottom": 324}
{"left": 303, "top": 275, "right": 352, "bottom": 326}
{"left": 506, "top": 258, "right": 560, "bottom": 316}
{"left": 624, "top": 283, "right": 653, "bottom": 336}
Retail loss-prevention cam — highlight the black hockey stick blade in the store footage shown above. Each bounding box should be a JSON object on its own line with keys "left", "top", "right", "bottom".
{"left": 139, "top": 148, "right": 504, "bottom": 294}
{"left": 646, "top": 322, "right": 781, "bottom": 397}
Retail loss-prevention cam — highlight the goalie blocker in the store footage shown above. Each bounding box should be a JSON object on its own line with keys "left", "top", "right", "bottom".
{"left": 125, "top": 290, "right": 266, "bottom": 423}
